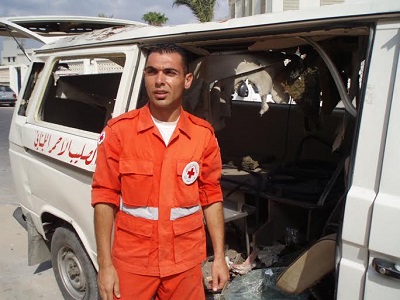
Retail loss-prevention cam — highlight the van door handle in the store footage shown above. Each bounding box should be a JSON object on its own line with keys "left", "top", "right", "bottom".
{"left": 372, "top": 258, "right": 400, "bottom": 280}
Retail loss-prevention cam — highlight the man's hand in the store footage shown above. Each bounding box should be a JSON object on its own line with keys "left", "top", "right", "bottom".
{"left": 94, "top": 203, "right": 119, "bottom": 299}
{"left": 211, "top": 256, "right": 230, "bottom": 292}
{"left": 203, "top": 202, "right": 230, "bottom": 292}
{"left": 98, "top": 264, "right": 120, "bottom": 300}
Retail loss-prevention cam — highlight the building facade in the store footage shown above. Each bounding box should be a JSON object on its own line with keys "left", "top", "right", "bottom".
{"left": 0, "top": 37, "right": 35, "bottom": 94}
{"left": 1, "top": 37, "right": 33, "bottom": 66}
{"left": 229, "top": 0, "right": 347, "bottom": 18}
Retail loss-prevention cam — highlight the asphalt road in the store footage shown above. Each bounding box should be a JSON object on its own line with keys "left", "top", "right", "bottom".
{"left": 0, "top": 106, "right": 63, "bottom": 299}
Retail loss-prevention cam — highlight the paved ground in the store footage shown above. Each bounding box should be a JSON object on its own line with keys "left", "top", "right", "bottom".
{"left": 0, "top": 107, "right": 63, "bottom": 299}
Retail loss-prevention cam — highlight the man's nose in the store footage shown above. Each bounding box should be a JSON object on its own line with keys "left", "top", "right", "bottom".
{"left": 155, "top": 71, "right": 165, "bottom": 84}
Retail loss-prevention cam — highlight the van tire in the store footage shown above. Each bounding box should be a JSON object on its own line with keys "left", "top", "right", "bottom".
{"left": 51, "top": 227, "right": 99, "bottom": 300}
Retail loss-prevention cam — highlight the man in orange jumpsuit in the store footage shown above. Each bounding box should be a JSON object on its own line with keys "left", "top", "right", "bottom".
{"left": 92, "top": 43, "right": 229, "bottom": 300}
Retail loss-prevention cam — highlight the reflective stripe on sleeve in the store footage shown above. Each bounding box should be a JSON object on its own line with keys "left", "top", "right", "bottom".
{"left": 170, "top": 205, "right": 201, "bottom": 220}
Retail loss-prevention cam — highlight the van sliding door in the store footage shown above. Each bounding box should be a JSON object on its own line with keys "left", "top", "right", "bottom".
{"left": 363, "top": 22, "right": 400, "bottom": 300}
{"left": 337, "top": 21, "right": 400, "bottom": 299}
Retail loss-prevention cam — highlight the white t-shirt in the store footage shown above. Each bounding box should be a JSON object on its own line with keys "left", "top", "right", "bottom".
{"left": 151, "top": 116, "right": 179, "bottom": 146}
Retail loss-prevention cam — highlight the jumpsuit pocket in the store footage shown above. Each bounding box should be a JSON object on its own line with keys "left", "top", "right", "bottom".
{"left": 119, "top": 159, "right": 153, "bottom": 206}
{"left": 172, "top": 211, "right": 206, "bottom": 263}
{"left": 176, "top": 160, "right": 200, "bottom": 207}
{"left": 113, "top": 212, "right": 153, "bottom": 268}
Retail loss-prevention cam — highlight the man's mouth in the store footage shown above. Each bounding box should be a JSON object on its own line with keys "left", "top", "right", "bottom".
{"left": 154, "top": 90, "right": 168, "bottom": 100}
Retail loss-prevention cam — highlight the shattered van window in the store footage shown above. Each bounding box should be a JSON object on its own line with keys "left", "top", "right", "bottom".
{"left": 39, "top": 55, "right": 125, "bottom": 133}
{"left": 18, "top": 62, "right": 45, "bottom": 116}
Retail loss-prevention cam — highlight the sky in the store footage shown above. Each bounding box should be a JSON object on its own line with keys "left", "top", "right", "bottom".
{"left": 0, "top": 0, "right": 230, "bottom": 25}
{"left": 0, "top": 0, "right": 230, "bottom": 50}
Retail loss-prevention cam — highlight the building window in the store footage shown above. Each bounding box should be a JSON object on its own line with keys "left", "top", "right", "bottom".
{"left": 321, "top": 0, "right": 345, "bottom": 5}
{"left": 245, "top": 0, "right": 252, "bottom": 16}
{"left": 230, "top": 0, "right": 236, "bottom": 17}
{"left": 265, "top": 0, "right": 272, "bottom": 13}
{"left": 284, "top": 0, "right": 300, "bottom": 11}
{"left": 235, "top": 0, "right": 243, "bottom": 17}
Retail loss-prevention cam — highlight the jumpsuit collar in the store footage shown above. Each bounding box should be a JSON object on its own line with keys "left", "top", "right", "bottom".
{"left": 137, "top": 104, "right": 155, "bottom": 133}
{"left": 137, "top": 104, "right": 192, "bottom": 139}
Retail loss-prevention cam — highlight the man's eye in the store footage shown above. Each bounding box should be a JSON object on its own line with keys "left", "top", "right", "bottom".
{"left": 164, "top": 69, "right": 178, "bottom": 76}
{"left": 145, "top": 68, "right": 157, "bottom": 75}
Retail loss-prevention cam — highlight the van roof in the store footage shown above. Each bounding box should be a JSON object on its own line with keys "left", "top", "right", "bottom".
{"left": 35, "top": 0, "right": 399, "bottom": 53}
{"left": 0, "top": 16, "right": 146, "bottom": 44}
{"left": 1, "top": 0, "right": 398, "bottom": 53}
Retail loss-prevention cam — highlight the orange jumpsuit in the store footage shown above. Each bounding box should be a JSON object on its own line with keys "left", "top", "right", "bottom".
{"left": 91, "top": 105, "right": 223, "bottom": 296}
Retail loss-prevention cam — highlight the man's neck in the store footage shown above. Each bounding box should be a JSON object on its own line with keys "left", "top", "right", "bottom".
{"left": 149, "top": 106, "right": 181, "bottom": 122}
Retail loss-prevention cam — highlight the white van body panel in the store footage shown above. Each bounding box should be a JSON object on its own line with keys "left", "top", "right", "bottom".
{"left": 9, "top": 45, "right": 141, "bottom": 270}
{"left": 23, "top": 124, "right": 97, "bottom": 170}
{"left": 364, "top": 22, "right": 400, "bottom": 299}
{"left": 338, "top": 20, "right": 400, "bottom": 300}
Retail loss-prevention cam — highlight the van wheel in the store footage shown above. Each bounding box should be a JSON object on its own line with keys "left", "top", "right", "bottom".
{"left": 51, "top": 227, "right": 99, "bottom": 300}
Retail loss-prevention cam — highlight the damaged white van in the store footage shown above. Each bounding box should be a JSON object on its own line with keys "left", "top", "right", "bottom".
{"left": 5, "top": 1, "right": 400, "bottom": 299}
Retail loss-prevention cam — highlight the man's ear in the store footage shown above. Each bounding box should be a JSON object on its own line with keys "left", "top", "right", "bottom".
{"left": 184, "top": 73, "right": 194, "bottom": 89}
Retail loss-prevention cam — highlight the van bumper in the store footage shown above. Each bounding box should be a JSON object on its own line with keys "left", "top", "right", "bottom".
{"left": 13, "top": 207, "right": 51, "bottom": 266}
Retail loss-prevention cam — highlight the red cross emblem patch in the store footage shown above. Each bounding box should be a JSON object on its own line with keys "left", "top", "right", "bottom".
{"left": 182, "top": 161, "right": 200, "bottom": 185}
{"left": 98, "top": 131, "right": 106, "bottom": 145}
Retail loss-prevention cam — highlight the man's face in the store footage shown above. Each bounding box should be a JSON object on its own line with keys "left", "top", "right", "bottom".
{"left": 144, "top": 52, "right": 193, "bottom": 112}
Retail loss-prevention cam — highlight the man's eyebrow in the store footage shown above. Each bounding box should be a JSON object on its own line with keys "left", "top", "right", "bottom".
{"left": 144, "top": 66, "right": 156, "bottom": 71}
{"left": 144, "top": 66, "right": 180, "bottom": 73}
{"left": 163, "top": 67, "right": 179, "bottom": 73}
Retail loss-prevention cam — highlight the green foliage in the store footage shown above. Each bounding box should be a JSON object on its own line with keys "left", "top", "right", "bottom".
{"left": 142, "top": 12, "right": 169, "bottom": 26}
{"left": 173, "top": 0, "right": 217, "bottom": 22}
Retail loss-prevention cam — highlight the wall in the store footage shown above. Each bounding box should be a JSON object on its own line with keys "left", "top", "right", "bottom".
{"left": 229, "top": 0, "right": 346, "bottom": 17}
{"left": 0, "top": 65, "right": 29, "bottom": 94}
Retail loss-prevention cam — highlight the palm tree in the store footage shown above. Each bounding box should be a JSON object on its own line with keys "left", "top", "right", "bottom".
{"left": 173, "top": 0, "right": 217, "bottom": 23}
{"left": 142, "top": 12, "right": 169, "bottom": 26}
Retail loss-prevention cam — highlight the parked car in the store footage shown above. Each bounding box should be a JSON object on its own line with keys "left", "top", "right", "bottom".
{"left": 0, "top": 85, "right": 16, "bottom": 106}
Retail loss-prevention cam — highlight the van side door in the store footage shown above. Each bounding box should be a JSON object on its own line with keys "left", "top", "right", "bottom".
{"left": 9, "top": 45, "right": 141, "bottom": 266}
{"left": 337, "top": 20, "right": 400, "bottom": 299}
{"left": 364, "top": 21, "right": 400, "bottom": 299}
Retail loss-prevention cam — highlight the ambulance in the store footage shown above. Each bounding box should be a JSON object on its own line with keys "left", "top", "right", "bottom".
{"left": 4, "top": 1, "right": 400, "bottom": 298}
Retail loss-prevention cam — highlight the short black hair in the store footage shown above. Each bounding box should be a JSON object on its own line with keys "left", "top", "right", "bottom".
{"left": 147, "top": 43, "right": 189, "bottom": 74}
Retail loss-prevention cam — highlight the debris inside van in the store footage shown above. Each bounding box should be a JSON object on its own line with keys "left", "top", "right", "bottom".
{"left": 230, "top": 248, "right": 259, "bottom": 275}
{"left": 275, "top": 234, "right": 336, "bottom": 295}
{"left": 240, "top": 156, "right": 260, "bottom": 171}
{"left": 214, "top": 234, "right": 335, "bottom": 299}
{"left": 231, "top": 244, "right": 286, "bottom": 275}
{"left": 223, "top": 268, "right": 309, "bottom": 300}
